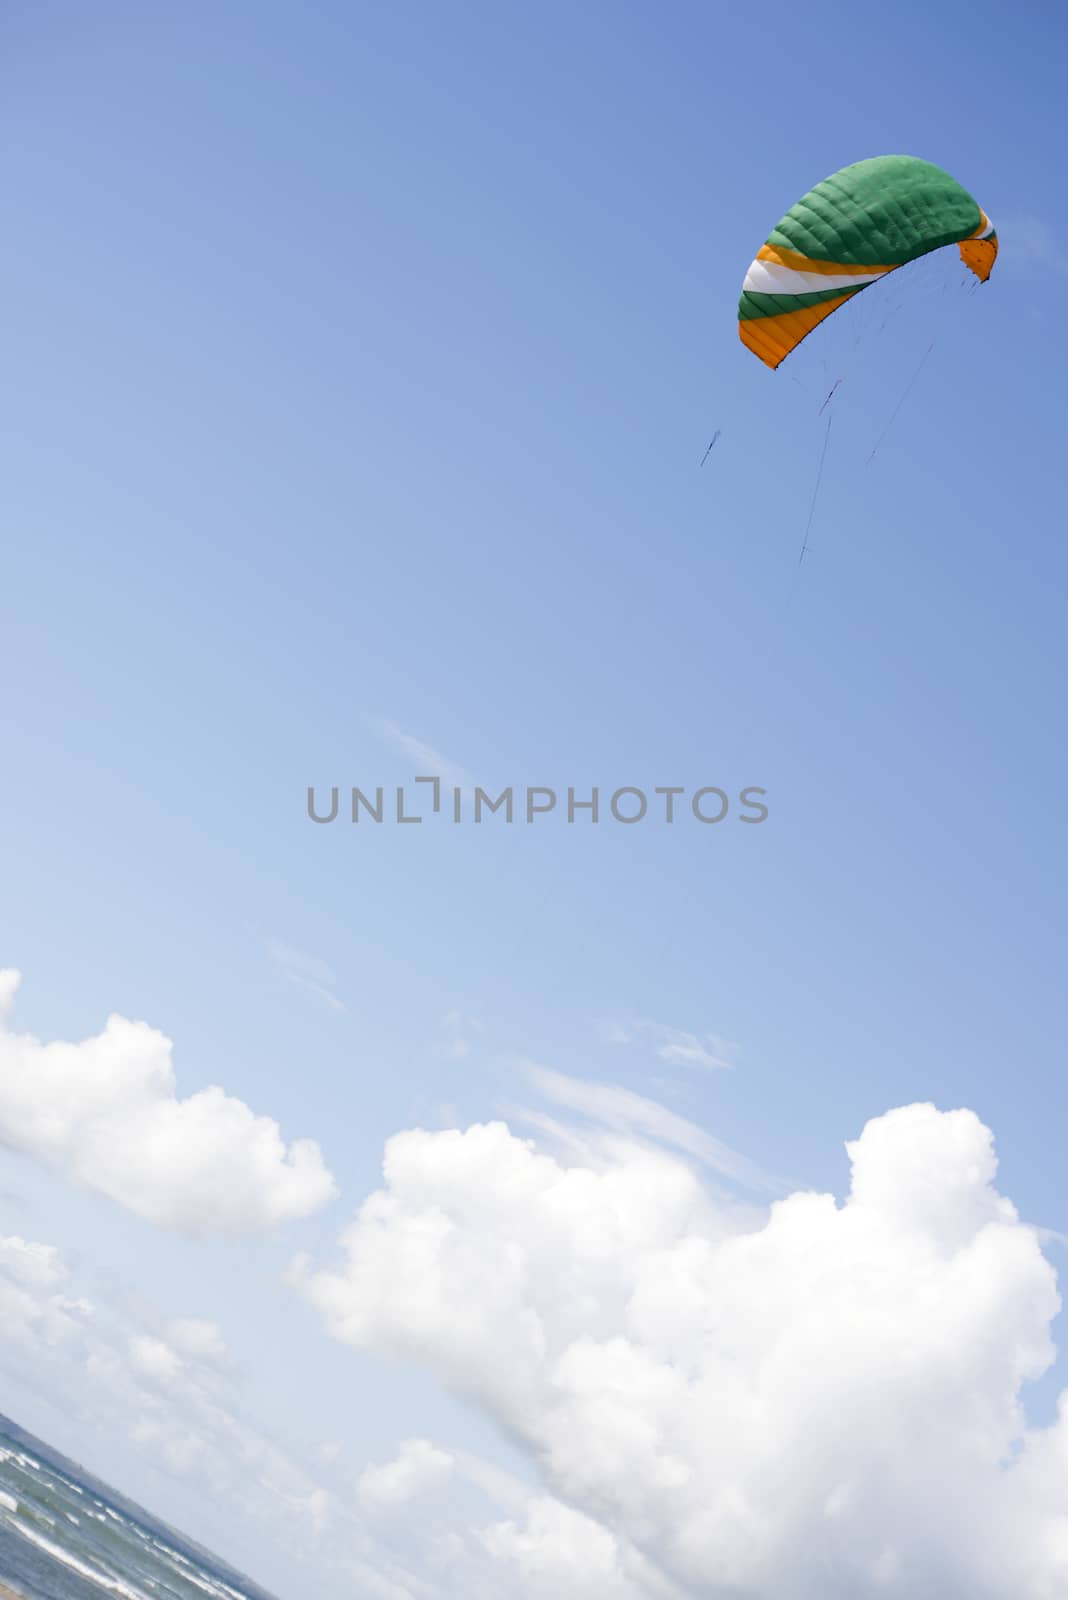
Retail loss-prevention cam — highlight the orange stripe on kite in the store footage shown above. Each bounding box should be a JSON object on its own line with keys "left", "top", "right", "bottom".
{"left": 756, "top": 243, "right": 895, "bottom": 278}
{"left": 739, "top": 292, "right": 857, "bottom": 369}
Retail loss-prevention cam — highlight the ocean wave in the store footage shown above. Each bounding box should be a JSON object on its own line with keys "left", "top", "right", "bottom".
{"left": 0, "top": 1516, "right": 157, "bottom": 1600}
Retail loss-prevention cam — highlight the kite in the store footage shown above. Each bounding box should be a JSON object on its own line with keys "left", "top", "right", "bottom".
{"left": 738, "top": 156, "right": 997, "bottom": 370}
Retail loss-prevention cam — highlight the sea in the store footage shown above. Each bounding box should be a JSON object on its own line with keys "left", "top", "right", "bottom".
{"left": 0, "top": 1415, "right": 282, "bottom": 1600}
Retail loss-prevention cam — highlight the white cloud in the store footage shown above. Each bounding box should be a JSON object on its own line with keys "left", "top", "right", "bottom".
{"left": 359, "top": 1439, "right": 455, "bottom": 1509}
{"left": 128, "top": 1333, "right": 183, "bottom": 1384}
{"left": 168, "top": 1317, "right": 228, "bottom": 1363}
{"left": 0, "top": 1233, "right": 91, "bottom": 1359}
{"left": 268, "top": 942, "right": 348, "bottom": 1015}
{"left": 0, "top": 969, "right": 20, "bottom": 1021}
{"left": 477, "top": 1495, "right": 664, "bottom": 1599}
{"left": 0, "top": 971, "right": 338, "bottom": 1235}
{"left": 294, "top": 1099, "right": 1068, "bottom": 1598}
{"left": 0, "top": 1233, "right": 67, "bottom": 1289}
{"left": 352, "top": 1438, "right": 667, "bottom": 1598}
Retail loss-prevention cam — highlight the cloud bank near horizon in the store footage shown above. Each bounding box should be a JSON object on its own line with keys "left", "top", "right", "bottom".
{"left": 295, "top": 1100, "right": 1068, "bottom": 1598}
{"left": 6, "top": 964, "right": 1068, "bottom": 1597}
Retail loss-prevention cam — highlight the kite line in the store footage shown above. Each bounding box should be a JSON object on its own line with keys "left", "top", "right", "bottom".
{"left": 867, "top": 340, "right": 937, "bottom": 465}
{"left": 798, "top": 411, "right": 834, "bottom": 566}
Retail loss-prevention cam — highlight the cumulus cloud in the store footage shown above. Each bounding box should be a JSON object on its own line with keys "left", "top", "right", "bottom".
{"left": 0, "top": 971, "right": 338, "bottom": 1235}
{"left": 168, "top": 1317, "right": 228, "bottom": 1364}
{"left": 0, "top": 1233, "right": 67, "bottom": 1289}
{"left": 0, "top": 969, "right": 20, "bottom": 1021}
{"left": 128, "top": 1333, "right": 184, "bottom": 1384}
{"left": 0, "top": 1232, "right": 92, "bottom": 1362}
{"left": 353, "top": 1439, "right": 669, "bottom": 1599}
{"left": 476, "top": 1494, "right": 667, "bottom": 1599}
{"left": 358, "top": 1438, "right": 455, "bottom": 1509}
{"left": 294, "top": 1100, "right": 1068, "bottom": 1598}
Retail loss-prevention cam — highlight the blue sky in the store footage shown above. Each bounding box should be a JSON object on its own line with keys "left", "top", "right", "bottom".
{"left": 2, "top": 4, "right": 1068, "bottom": 1597}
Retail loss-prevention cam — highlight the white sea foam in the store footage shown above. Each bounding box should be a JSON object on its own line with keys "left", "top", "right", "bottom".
{"left": 2, "top": 1439, "right": 260, "bottom": 1600}
{"left": 151, "top": 1549, "right": 250, "bottom": 1600}
{"left": 2, "top": 1517, "right": 156, "bottom": 1600}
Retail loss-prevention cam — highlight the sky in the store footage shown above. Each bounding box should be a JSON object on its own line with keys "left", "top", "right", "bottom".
{"left": 2, "top": 2, "right": 1068, "bottom": 1596}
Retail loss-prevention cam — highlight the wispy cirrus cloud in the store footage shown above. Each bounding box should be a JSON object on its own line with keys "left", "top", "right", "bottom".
{"left": 520, "top": 1062, "right": 778, "bottom": 1194}
{"left": 601, "top": 1018, "right": 734, "bottom": 1072}
{"left": 363, "top": 716, "right": 476, "bottom": 794}
{"left": 267, "top": 941, "right": 348, "bottom": 1014}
